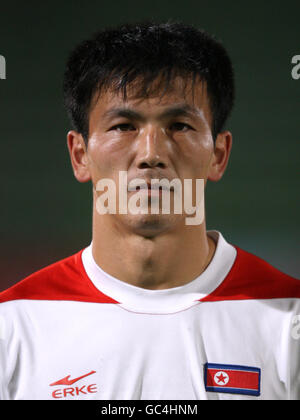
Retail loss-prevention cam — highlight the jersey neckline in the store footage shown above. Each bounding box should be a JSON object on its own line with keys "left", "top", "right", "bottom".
{"left": 81, "top": 230, "right": 237, "bottom": 314}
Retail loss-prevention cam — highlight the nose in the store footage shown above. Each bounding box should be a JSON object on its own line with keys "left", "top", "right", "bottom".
{"left": 136, "top": 125, "right": 167, "bottom": 169}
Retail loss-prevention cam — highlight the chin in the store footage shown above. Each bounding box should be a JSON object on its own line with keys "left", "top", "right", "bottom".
{"left": 122, "top": 213, "right": 182, "bottom": 237}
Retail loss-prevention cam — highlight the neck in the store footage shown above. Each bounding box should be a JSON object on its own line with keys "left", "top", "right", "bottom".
{"left": 91, "top": 210, "right": 216, "bottom": 291}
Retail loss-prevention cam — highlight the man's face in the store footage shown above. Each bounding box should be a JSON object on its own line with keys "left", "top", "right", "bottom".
{"left": 70, "top": 77, "right": 230, "bottom": 236}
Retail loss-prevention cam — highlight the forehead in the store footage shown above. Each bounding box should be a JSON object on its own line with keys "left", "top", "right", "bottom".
{"left": 89, "top": 76, "right": 212, "bottom": 123}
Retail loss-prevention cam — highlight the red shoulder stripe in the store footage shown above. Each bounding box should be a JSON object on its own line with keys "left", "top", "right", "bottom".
{"left": 200, "top": 245, "right": 300, "bottom": 302}
{"left": 0, "top": 250, "right": 119, "bottom": 304}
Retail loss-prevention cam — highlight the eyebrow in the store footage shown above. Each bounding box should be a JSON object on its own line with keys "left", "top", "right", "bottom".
{"left": 102, "top": 104, "right": 200, "bottom": 122}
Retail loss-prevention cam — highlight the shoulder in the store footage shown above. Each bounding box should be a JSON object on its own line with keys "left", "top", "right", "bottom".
{"left": 202, "top": 244, "right": 300, "bottom": 302}
{"left": 0, "top": 249, "right": 118, "bottom": 305}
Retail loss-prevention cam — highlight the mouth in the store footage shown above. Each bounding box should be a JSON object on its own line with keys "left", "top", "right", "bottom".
{"left": 127, "top": 182, "right": 174, "bottom": 194}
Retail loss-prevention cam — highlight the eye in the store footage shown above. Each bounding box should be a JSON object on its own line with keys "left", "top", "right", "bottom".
{"left": 109, "top": 123, "right": 136, "bottom": 132}
{"left": 169, "top": 122, "right": 193, "bottom": 132}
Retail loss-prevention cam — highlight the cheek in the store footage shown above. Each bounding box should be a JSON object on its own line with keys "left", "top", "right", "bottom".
{"left": 176, "top": 132, "right": 214, "bottom": 177}
{"left": 87, "top": 134, "right": 132, "bottom": 177}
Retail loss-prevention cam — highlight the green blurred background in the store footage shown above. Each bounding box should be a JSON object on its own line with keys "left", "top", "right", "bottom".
{"left": 0, "top": 0, "right": 299, "bottom": 291}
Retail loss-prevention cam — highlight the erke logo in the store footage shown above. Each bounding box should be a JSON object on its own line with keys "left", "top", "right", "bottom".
{"left": 0, "top": 55, "right": 6, "bottom": 80}
{"left": 50, "top": 370, "right": 97, "bottom": 398}
{"left": 291, "top": 55, "right": 300, "bottom": 80}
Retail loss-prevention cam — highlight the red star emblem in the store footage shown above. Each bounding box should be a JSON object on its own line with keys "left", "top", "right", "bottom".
{"left": 215, "top": 372, "right": 228, "bottom": 384}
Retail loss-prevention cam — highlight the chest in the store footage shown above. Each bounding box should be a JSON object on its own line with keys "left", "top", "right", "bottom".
{"left": 8, "top": 300, "right": 289, "bottom": 399}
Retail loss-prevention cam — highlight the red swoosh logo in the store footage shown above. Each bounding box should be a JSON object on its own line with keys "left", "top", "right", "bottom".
{"left": 50, "top": 370, "right": 96, "bottom": 386}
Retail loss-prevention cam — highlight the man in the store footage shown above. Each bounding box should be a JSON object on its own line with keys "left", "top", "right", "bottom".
{"left": 0, "top": 21, "right": 299, "bottom": 400}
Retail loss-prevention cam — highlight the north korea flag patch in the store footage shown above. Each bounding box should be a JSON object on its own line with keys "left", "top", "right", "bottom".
{"left": 204, "top": 363, "right": 261, "bottom": 396}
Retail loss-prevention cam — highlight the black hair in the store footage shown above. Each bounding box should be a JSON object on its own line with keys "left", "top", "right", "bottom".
{"left": 63, "top": 20, "right": 235, "bottom": 143}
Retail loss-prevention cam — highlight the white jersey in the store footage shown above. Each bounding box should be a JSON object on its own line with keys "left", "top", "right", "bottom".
{"left": 0, "top": 230, "right": 299, "bottom": 400}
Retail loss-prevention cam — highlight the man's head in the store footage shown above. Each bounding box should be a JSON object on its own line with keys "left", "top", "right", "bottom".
{"left": 64, "top": 21, "right": 234, "bottom": 236}
{"left": 63, "top": 20, "right": 235, "bottom": 144}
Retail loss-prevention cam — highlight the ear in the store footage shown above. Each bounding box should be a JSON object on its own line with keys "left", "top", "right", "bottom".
{"left": 66, "top": 130, "right": 91, "bottom": 183}
{"left": 207, "top": 131, "right": 232, "bottom": 182}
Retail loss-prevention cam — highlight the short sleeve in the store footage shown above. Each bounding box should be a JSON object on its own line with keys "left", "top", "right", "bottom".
{"left": 0, "top": 313, "right": 8, "bottom": 400}
{"left": 289, "top": 301, "right": 300, "bottom": 399}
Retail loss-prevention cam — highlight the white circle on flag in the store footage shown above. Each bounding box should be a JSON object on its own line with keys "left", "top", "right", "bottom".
{"left": 214, "top": 371, "right": 229, "bottom": 386}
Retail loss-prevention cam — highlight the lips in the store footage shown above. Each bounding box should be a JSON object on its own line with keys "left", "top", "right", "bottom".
{"left": 127, "top": 182, "right": 171, "bottom": 192}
